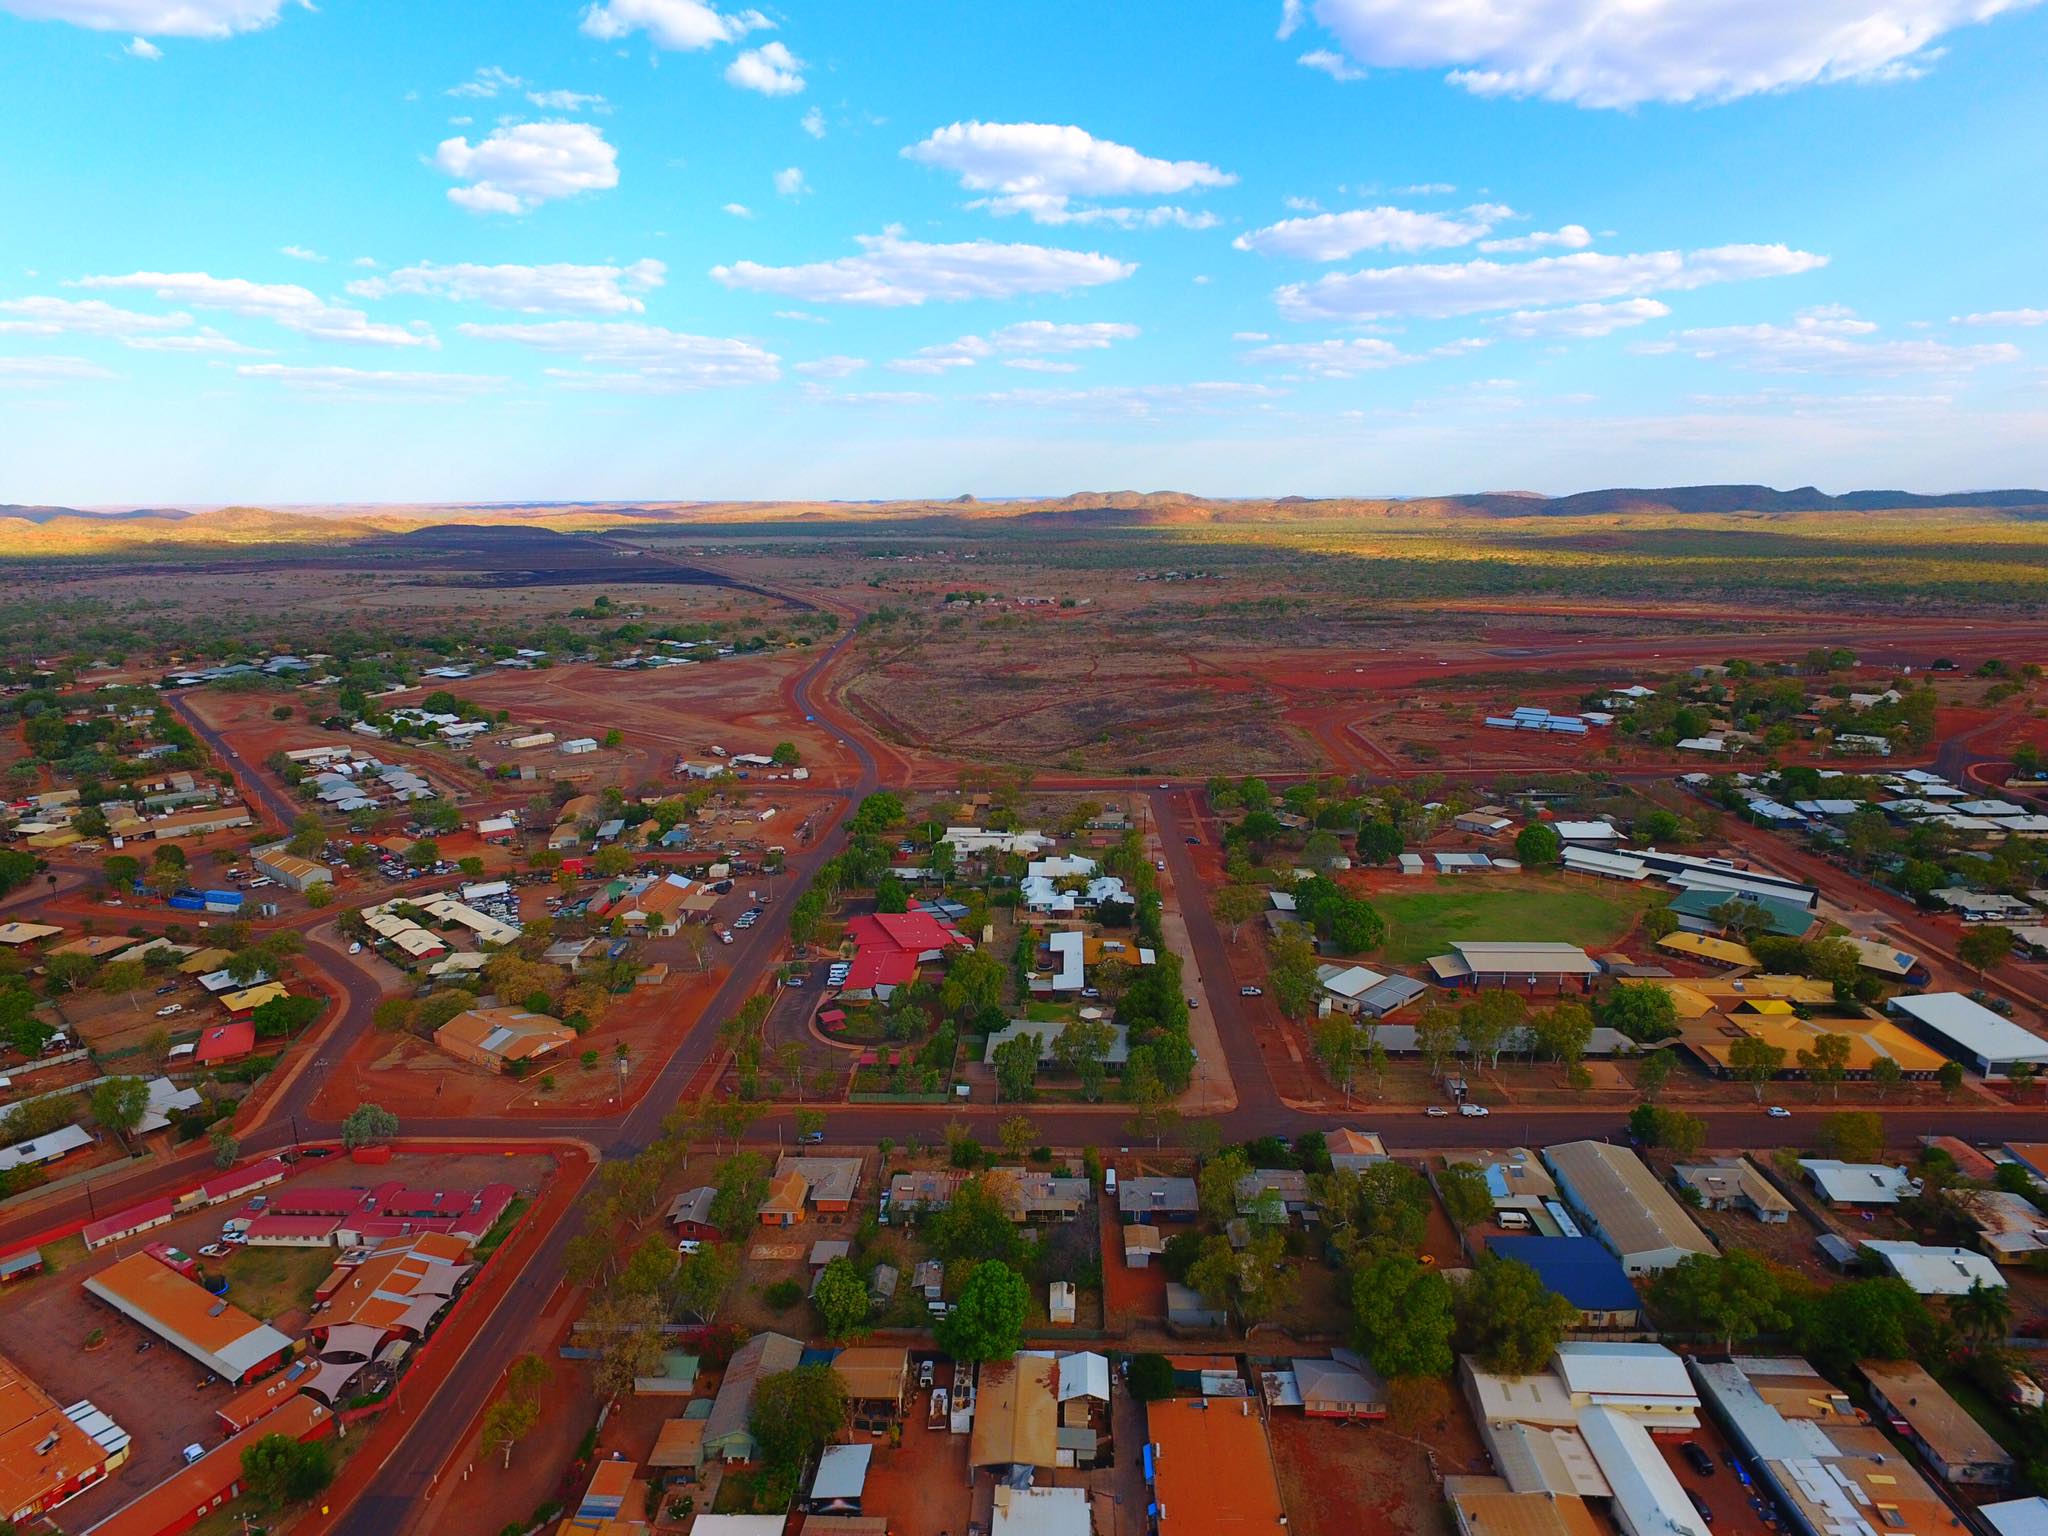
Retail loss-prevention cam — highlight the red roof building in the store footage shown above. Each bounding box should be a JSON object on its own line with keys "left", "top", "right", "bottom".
{"left": 82, "top": 1197, "right": 176, "bottom": 1252}
{"left": 193, "top": 1157, "right": 287, "bottom": 1207}
{"left": 84, "top": 1395, "right": 330, "bottom": 1536}
{"left": 839, "top": 911, "right": 969, "bottom": 998}
{"left": 190, "top": 1021, "right": 255, "bottom": 1066}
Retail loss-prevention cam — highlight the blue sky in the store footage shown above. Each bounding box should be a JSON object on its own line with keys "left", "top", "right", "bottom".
{"left": 2, "top": 0, "right": 2046, "bottom": 503}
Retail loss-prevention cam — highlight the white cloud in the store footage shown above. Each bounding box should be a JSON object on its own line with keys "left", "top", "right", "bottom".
{"left": 236, "top": 363, "right": 501, "bottom": 396}
{"left": 1278, "top": 0, "right": 1304, "bottom": 37}
{"left": 1299, "top": 0, "right": 2039, "bottom": 108}
{"left": 1235, "top": 204, "right": 1508, "bottom": 260}
{"left": 348, "top": 259, "right": 665, "bottom": 315}
{"left": 726, "top": 40, "right": 804, "bottom": 94}
{"left": 449, "top": 64, "right": 522, "bottom": 99}
{"left": 969, "top": 196, "right": 1219, "bottom": 229}
{"left": 124, "top": 329, "right": 265, "bottom": 353}
{"left": 1233, "top": 331, "right": 1271, "bottom": 342}
{"left": 1004, "top": 358, "right": 1080, "bottom": 373}
{"left": 712, "top": 230, "right": 1135, "bottom": 307}
{"left": 888, "top": 323, "right": 1138, "bottom": 376}
{"left": 904, "top": 121, "right": 1233, "bottom": 227}
{"left": 578, "top": 0, "right": 769, "bottom": 50}
{"left": 351, "top": 257, "right": 379, "bottom": 269}
{"left": 529, "top": 88, "right": 609, "bottom": 112}
{"left": 1298, "top": 49, "right": 1365, "bottom": 80}
{"left": 773, "top": 165, "right": 810, "bottom": 197}
{"left": 124, "top": 34, "right": 159, "bottom": 56}
{"left": 1241, "top": 336, "right": 1417, "bottom": 377}
{"left": 0, "top": 354, "right": 117, "bottom": 385}
{"left": 1651, "top": 308, "right": 2022, "bottom": 375}
{"left": 888, "top": 338, "right": 990, "bottom": 375}
{"left": 1399, "top": 182, "right": 1458, "bottom": 196}
{"left": 724, "top": 203, "right": 755, "bottom": 219}
{"left": 279, "top": 244, "right": 325, "bottom": 262}
{"left": 436, "top": 122, "right": 619, "bottom": 215}
{"left": 774, "top": 309, "right": 827, "bottom": 323}
{"left": 1276, "top": 243, "right": 1828, "bottom": 321}
{"left": 1, "top": 0, "right": 294, "bottom": 39}
{"left": 793, "top": 355, "right": 865, "bottom": 379}
{"left": 801, "top": 106, "right": 825, "bottom": 138}
{"left": 799, "top": 385, "right": 939, "bottom": 407}
{"left": 1956, "top": 308, "right": 2048, "bottom": 327}
{"left": 76, "top": 270, "right": 434, "bottom": 347}
{"left": 0, "top": 295, "right": 191, "bottom": 338}
{"left": 1492, "top": 298, "right": 1670, "bottom": 338}
{"left": 456, "top": 320, "right": 781, "bottom": 388}
{"left": 972, "top": 380, "right": 1285, "bottom": 417}
{"left": 1478, "top": 224, "right": 1593, "bottom": 254}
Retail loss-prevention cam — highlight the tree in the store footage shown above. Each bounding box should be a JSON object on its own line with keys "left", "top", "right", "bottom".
{"left": 1636, "top": 1049, "right": 1676, "bottom": 1102}
{"left": 1312, "top": 1017, "right": 1363, "bottom": 1104}
{"left": 1870, "top": 1056, "right": 1904, "bottom": 1102}
{"left": 1199, "top": 1149, "right": 1253, "bottom": 1224}
{"left": 1949, "top": 1279, "right": 2012, "bottom": 1345}
{"left": 710, "top": 1151, "right": 770, "bottom": 1236}
{"left": 209, "top": 1126, "right": 239, "bottom": 1169}
{"left": 938, "top": 948, "right": 1005, "bottom": 1020}
{"left": 1414, "top": 1005, "right": 1460, "bottom": 1079}
{"left": 753, "top": 1364, "right": 848, "bottom": 1474}
{"left": 812, "top": 1257, "right": 872, "bottom": 1339}
{"left": 937, "top": 1260, "right": 1028, "bottom": 1362}
{"left": 1454, "top": 1256, "right": 1577, "bottom": 1375}
{"left": 586, "top": 1289, "right": 667, "bottom": 1400}
{"left": 1514, "top": 823, "right": 1563, "bottom": 868}
{"left": 992, "top": 1030, "right": 1040, "bottom": 1102}
{"left": 1211, "top": 884, "right": 1263, "bottom": 942}
{"left": 672, "top": 1243, "right": 741, "bottom": 1322}
{"left": 1791, "top": 1277, "right": 1931, "bottom": 1371}
{"left": 1937, "top": 1060, "right": 1965, "bottom": 1098}
{"left": 89, "top": 1076, "right": 148, "bottom": 1140}
{"left": 240, "top": 1433, "right": 334, "bottom": 1509}
{"left": 592, "top": 845, "right": 633, "bottom": 878}
{"left": 1351, "top": 1254, "right": 1455, "bottom": 1379}
{"left": 1600, "top": 982, "right": 1679, "bottom": 1044}
{"left": 1051, "top": 1018, "right": 1116, "bottom": 1101}
{"left": 926, "top": 1176, "right": 1023, "bottom": 1265}
{"left": 1187, "top": 1226, "right": 1295, "bottom": 1325}
{"left": 340, "top": 1102, "right": 398, "bottom": 1150}
{"left": 1355, "top": 822, "right": 1403, "bottom": 865}
{"left": 771, "top": 740, "right": 801, "bottom": 766}
{"left": 1126, "top": 1352, "right": 1174, "bottom": 1401}
{"left": 1825, "top": 1110, "right": 1886, "bottom": 1164}
{"left": 1531, "top": 1000, "right": 1595, "bottom": 1076}
{"left": 1459, "top": 990, "right": 1528, "bottom": 1070}
{"left": 1728, "top": 1036, "right": 1787, "bottom": 1101}
{"left": 1437, "top": 1163, "right": 1494, "bottom": 1229}
{"left": 1649, "top": 1253, "right": 1789, "bottom": 1349}
{"left": 480, "top": 1354, "right": 551, "bottom": 1468}
{"left": 999, "top": 1114, "right": 1038, "bottom": 1162}
{"left": 1959, "top": 925, "right": 2014, "bottom": 978}
{"left": 1797, "top": 1033, "right": 1853, "bottom": 1101}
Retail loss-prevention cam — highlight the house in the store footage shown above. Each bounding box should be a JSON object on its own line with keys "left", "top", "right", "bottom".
{"left": 0, "top": 1351, "right": 128, "bottom": 1522}
{"left": 1562, "top": 846, "right": 1650, "bottom": 882}
{"left": 1165, "top": 1283, "right": 1228, "bottom": 1331}
{"left": 988, "top": 1485, "right": 1091, "bottom": 1536}
{"left": 839, "top": 911, "right": 970, "bottom": 1000}
{"left": 1657, "top": 932, "right": 1760, "bottom": 968}
{"left": 884, "top": 1168, "right": 965, "bottom": 1219}
{"left": 1843, "top": 937, "right": 1925, "bottom": 982}
{"left": 776, "top": 1156, "right": 863, "bottom": 1214}
{"left": 1286, "top": 1351, "right": 1388, "bottom": 1420}
{"left": 1668, "top": 887, "right": 1813, "bottom": 938}
{"left": 1235, "top": 1168, "right": 1313, "bottom": 1222}
{"left": 991, "top": 1168, "right": 1089, "bottom": 1223}
{"left": 1483, "top": 1237, "right": 1641, "bottom": 1328}
{"left": 192, "top": 1019, "right": 257, "bottom": 1067}
{"left": 1860, "top": 1360, "right": 2013, "bottom": 1486}
{"left": 1444, "top": 1148, "right": 1559, "bottom": 1227}
{"left": 970, "top": 1356, "right": 1060, "bottom": 1471}
{"left": 758, "top": 1169, "right": 809, "bottom": 1227}
{"left": 0, "top": 1122, "right": 94, "bottom": 1177}
{"left": 1122, "top": 1224, "right": 1166, "bottom": 1268}
{"left": 1671, "top": 1159, "right": 1791, "bottom": 1223}
{"left": 1117, "top": 1176, "right": 1199, "bottom": 1222}
{"left": 1798, "top": 1160, "right": 1918, "bottom": 1207}
{"left": 1971, "top": 1189, "right": 2048, "bottom": 1263}
{"left": 1543, "top": 1141, "right": 1715, "bottom": 1275}
{"left": 1982, "top": 1501, "right": 2048, "bottom": 1536}
{"left": 1145, "top": 1394, "right": 1287, "bottom": 1536}
{"left": 1456, "top": 806, "right": 1515, "bottom": 836}
{"left": 1860, "top": 1240, "right": 2007, "bottom": 1296}
{"left": 83, "top": 1253, "right": 293, "bottom": 1384}
{"left": 1316, "top": 963, "right": 1426, "bottom": 1017}
{"left": 1327, "top": 1128, "right": 1388, "bottom": 1172}
{"left": 1552, "top": 821, "right": 1620, "bottom": 846}
{"left": 1445, "top": 1477, "right": 1602, "bottom": 1536}
{"left": 703, "top": 1332, "right": 803, "bottom": 1462}
{"left": 981, "top": 1016, "right": 1129, "bottom": 1068}
{"left": 829, "top": 1346, "right": 908, "bottom": 1418}
{"left": 433, "top": 1007, "right": 575, "bottom": 1073}
{"left": 251, "top": 843, "right": 331, "bottom": 892}
{"left": 665, "top": 1186, "right": 719, "bottom": 1241}
{"left": 1886, "top": 993, "right": 2048, "bottom": 1079}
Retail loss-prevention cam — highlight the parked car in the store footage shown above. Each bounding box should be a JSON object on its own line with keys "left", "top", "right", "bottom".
{"left": 1186, "top": 997, "right": 1200, "bottom": 1009}
{"left": 182, "top": 1444, "right": 206, "bottom": 1465}
{"left": 1239, "top": 986, "right": 1263, "bottom": 997}
{"left": 1458, "top": 1103, "right": 1490, "bottom": 1117}
{"left": 154, "top": 1004, "right": 182, "bottom": 1017}
{"left": 676, "top": 1239, "right": 702, "bottom": 1256}
{"left": 718, "top": 930, "right": 734, "bottom": 944}
{"left": 1766, "top": 1105, "right": 1791, "bottom": 1118}
{"left": 1184, "top": 836, "right": 1199, "bottom": 844}
{"left": 198, "top": 1243, "right": 227, "bottom": 1258}
{"left": 1686, "top": 1490, "right": 1715, "bottom": 1525}
{"left": 348, "top": 941, "right": 362, "bottom": 954}
{"left": 155, "top": 984, "right": 178, "bottom": 995}
{"left": 787, "top": 974, "right": 805, "bottom": 987}
{"left": 1682, "top": 1443, "right": 1716, "bottom": 1477}
{"left": 799, "top": 1129, "right": 825, "bottom": 1145}
{"left": 1426, "top": 1106, "right": 1451, "bottom": 1117}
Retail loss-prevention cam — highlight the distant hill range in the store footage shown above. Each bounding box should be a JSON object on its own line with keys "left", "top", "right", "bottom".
{"left": 4, "top": 483, "right": 2047, "bottom": 557}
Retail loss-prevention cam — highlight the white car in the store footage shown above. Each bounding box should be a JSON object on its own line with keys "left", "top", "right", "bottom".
{"left": 1766, "top": 1105, "right": 1791, "bottom": 1118}
{"left": 348, "top": 941, "right": 362, "bottom": 955}
{"left": 1425, "top": 1106, "right": 1451, "bottom": 1117}
{"left": 676, "top": 1238, "right": 702, "bottom": 1256}
{"left": 182, "top": 1444, "right": 206, "bottom": 1466}
{"left": 1239, "top": 986, "right": 1263, "bottom": 997}
{"left": 1458, "top": 1103, "right": 1490, "bottom": 1117}
{"left": 718, "top": 930, "right": 734, "bottom": 944}
{"left": 154, "top": 1004, "right": 182, "bottom": 1017}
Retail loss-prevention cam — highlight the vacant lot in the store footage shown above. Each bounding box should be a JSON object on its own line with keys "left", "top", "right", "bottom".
{"left": 1372, "top": 875, "right": 1658, "bottom": 965}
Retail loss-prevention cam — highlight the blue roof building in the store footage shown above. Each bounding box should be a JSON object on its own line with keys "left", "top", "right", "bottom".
{"left": 1484, "top": 1235, "right": 1641, "bottom": 1325}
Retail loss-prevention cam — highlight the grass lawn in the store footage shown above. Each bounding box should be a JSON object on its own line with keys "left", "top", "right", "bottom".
{"left": 1375, "top": 875, "right": 1659, "bottom": 965}
{"left": 1022, "top": 1000, "right": 1076, "bottom": 1023}
{"left": 221, "top": 1244, "right": 333, "bottom": 1322}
